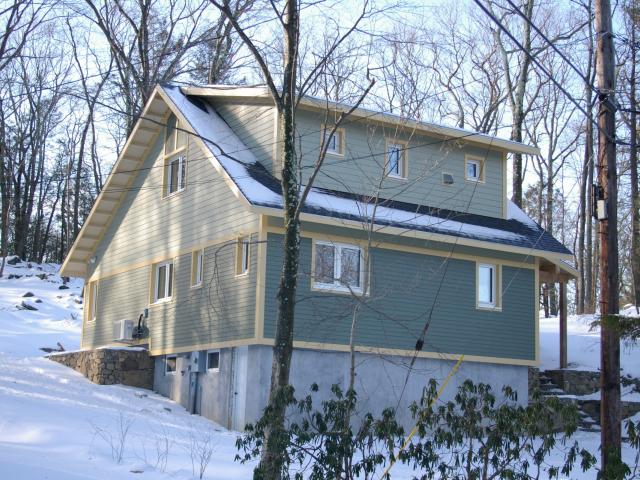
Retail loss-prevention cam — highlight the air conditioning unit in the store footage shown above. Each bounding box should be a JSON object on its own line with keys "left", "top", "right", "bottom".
{"left": 113, "top": 319, "right": 134, "bottom": 341}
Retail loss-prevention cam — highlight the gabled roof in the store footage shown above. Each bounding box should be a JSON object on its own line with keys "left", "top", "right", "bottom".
{"left": 61, "top": 83, "right": 569, "bottom": 278}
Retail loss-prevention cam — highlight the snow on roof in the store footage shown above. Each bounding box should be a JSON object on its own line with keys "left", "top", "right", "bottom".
{"left": 161, "top": 84, "right": 571, "bottom": 257}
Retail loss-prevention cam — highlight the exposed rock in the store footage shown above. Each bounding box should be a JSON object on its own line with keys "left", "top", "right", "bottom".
{"left": 36, "top": 273, "right": 48, "bottom": 280}
{"left": 20, "top": 301, "right": 38, "bottom": 311}
{"left": 7, "top": 256, "right": 20, "bottom": 265}
{"left": 48, "top": 348, "right": 154, "bottom": 390}
{"left": 8, "top": 274, "right": 22, "bottom": 280}
{"left": 21, "top": 291, "right": 35, "bottom": 298}
{"left": 34, "top": 299, "right": 42, "bottom": 303}
{"left": 58, "top": 285, "right": 69, "bottom": 290}
{"left": 74, "top": 298, "right": 83, "bottom": 304}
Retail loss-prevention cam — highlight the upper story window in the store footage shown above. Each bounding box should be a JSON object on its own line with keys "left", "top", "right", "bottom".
{"left": 465, "top": 156, "right": 485, "bottom": 182}
{"left": 164, "top": 113, "right": 187, "bottom": 197}
{"left": 313, "top": 241, "right": 364, "bottom": 294}
{"left": 153, "top": 260, "right": 174, "bottom": 303}
{"left": 236, "top": 237, "right": 250, "bottom": 276}
{"left": 322, "top": 126, "right": 344, "bottom": 155}
{"left": 191, "top": 249, "right": 204, "bottom": 287}
{"left": 477, "top": 263, "right": 500, "bottom": 310}
{"left": 386, "top": 141, "right": 407, "bottom": 178}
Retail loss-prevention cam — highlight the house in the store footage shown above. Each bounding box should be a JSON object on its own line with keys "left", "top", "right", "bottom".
{"left": 60, "top": 84, "right": 576, "bottom": 430}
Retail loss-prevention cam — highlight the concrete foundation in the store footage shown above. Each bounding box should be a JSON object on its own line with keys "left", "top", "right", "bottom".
{"left": 153, "top": 345, "right": 528, "bottom": 431}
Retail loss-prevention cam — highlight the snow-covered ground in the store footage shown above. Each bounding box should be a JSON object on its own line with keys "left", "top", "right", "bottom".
{"left": 0, "top": 258, "right": 639, "bottom": 479}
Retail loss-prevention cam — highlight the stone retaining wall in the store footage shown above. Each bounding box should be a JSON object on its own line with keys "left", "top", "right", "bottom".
{"left": 544, "top": 369, "right": 600, "bottom": 396}
{"left": 48, "top": 348, "right": 154, "bottom": 389}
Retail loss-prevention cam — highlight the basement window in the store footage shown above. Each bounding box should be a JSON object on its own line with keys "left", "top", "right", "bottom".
{"left": 313, "top": 241, "right": 364, "bottom": 294}
{"left": 165, "top": 355, "right": 177, "bottom": 374}
{"left": 206, "top": 350, "right": 220, "bottom": 371}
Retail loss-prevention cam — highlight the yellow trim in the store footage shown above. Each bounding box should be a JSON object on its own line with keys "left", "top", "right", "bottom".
{"left": 502, "top": 151, "right": 508, "bottom": 219}
{"left": 151, "top": 337, "right": 259, "bottom": 356}
{"left": 149, "top": 336, "right": 535, "bottom": 366}
{"left": 384, "top": 138, "right": 408, "bottom": 179}
{"left": 321, "top": 124, "right": 345, "bottom": 156}
{"left": 254, "top": 206, "right": 574, "bottom": 262}
{"left": 265, "top": 225, "right": 536, "bottom": 270}
{"left": 254, "top": 216, "right": 267, "bottom": 339}
{"left": 476, "top": 262, "right": 502, "bottom": 311}
{"left": 535, "top": 258, "right": 540, "bottom": 365}
{"left": 87, "top": 229, "right": 258, "bottom": 282}
{"left": 252, "top": 338, "right": 537, "bottom": 366}
{"left": 465, "top": 154, "right": 486, "bottom": 183}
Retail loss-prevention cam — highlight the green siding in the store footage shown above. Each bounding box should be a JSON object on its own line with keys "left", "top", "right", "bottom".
{"left": 263, "top": 233, "right": 535, "bottom": 361}
{"left": 90, "top": 133, "right": 258, "bottom": 278}
{"left": 294, "top": 109, "right": 505, "bottom": 218}
{"left": 84, "top": 235, "right": 257, "bottom": 352}
{"left": 212, "top": 99, "right": 276, "bottom": 172}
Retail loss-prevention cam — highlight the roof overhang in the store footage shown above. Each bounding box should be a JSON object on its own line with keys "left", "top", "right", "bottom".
{"left": 60, "top": 88, "right": 170, "bottom": 278}
{"left": 181, "top": 85, "right": 540, "bottom": 156}
{"left": 539, "top": 257, "right": 578, "bottom": 282}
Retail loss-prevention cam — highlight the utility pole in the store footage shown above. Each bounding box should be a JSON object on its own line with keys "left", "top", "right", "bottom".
{"left": 595, "top": 0, "right": 621, "bottom": 477}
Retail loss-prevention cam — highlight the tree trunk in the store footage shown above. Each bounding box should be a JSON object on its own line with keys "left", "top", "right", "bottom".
{"left": 629, "top": 7, "right": 640, "bottom": 310}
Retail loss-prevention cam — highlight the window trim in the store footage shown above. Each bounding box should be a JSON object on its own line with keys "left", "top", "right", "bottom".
{"left": 321, "top": 125, "right": 345, "bottom": 156}
{"left": 191, "top": 249, "right": 204, "bottom": 288}
{"left": 311, "top": 240, "right": 366, "bottom": 295}
{"left": 206, "top": 350, "right": 220, "bottom": 372}
{"left": 163, "top": 153, "right": 187, "bottom": 197}
{"left": 151, "top": 260, "right": 174, "bottom": 304}
{"left": 236, "top": 237, "right": 250, "bottom": 276}
{"left": 476, "top": 262, "right": 501, "bottom": 311}
{"left": 465, "top": 155, "right": 485, "bottom": 183}
{"left": 385, "top": 139, "right": 408, "bottom": 179}
{"left": 86, "top": 281, "right": 98, "bottom": 322}
{"left": 165, "top": 355, "right": 177, "bottom": 375}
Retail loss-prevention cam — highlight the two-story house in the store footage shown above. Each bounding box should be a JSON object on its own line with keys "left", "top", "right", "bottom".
{"left": 60, "top": 84, "right": 576, "bottom": 430}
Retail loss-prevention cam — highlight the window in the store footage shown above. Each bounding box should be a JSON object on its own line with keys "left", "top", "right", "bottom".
{"left": 163, "top": 113, "right": 187, "bottom": 197}
{"left": 477, "top": 263, "right": 500, "bottom": 309}
{"left": 386, "top": 142, "right": 407, "bottom": 178}
{"left": 313, "top": 241, "right": 364, "bottom": 293}
{"left": 323, "top": 126, "right": 344, "bottom": 155}
{"left": 206, "top": 350, "right": 220, "bottom": 371}
{"left": 154, "top": 261, "right": 173, "bottom": 303}
{"left": 87, "top": 281, "right": 98, "bottom": 321}
{"left": 165, "top": 155, "right": 186, "bottom": 196}
{"left": 236, "top": 237, "right": 250, "bottom": 275}
{"left": 465, "top": 156, "right": 484, "bottom": 182}
{"left": 191, "top": 249, "right": 204, "bottom": 287}
{"left": 165, "top": 355, "right": 177, "bottom": 374}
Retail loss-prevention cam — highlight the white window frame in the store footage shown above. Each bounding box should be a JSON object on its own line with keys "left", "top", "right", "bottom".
{"left": 477, "top": 263, "right": 500, "bottom": 310}
{"left": 206, "top": 350, "right": 220, "bottom": 372}
{"left": 322, "top": 126, "right": 344, "bottom": 156}
{"left": 236, "top": 237, "right": 250, "bottom": 276}
{"left": 312, "top": 241, "right": 365, "bottom": 294}
{"left": 165, "top": 154, "right": 186, "bottom": 196}
{"left": 87, "top": 281, "right": 98, "bottom": 322}
{"left": 154, "top": 261, "right": 174, "bottom": 303}
{"left": 165, "top": 355, "right": 177, "bottom": 375}
{"left": 191, "top": 249, "right": 204, "bottom": 287}
{"left": 465, "top": 156, "right": 485, "bottom": 182}
{"left": 385, "top": 141, "right": 407, "bottom": 179}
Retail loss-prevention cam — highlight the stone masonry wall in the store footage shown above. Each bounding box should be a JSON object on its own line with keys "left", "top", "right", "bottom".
{"left": 48, "top": 348, "right": 154, "bottom": 389}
